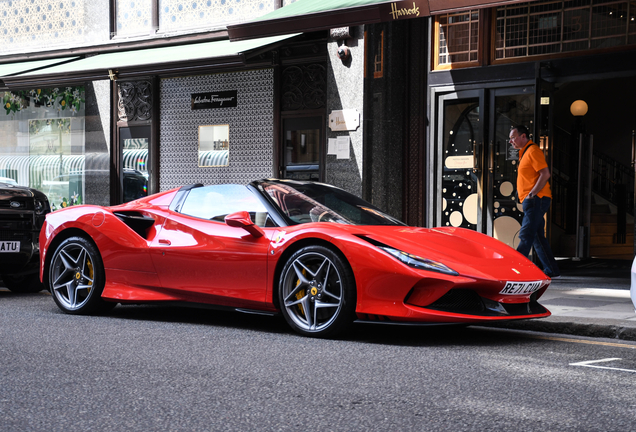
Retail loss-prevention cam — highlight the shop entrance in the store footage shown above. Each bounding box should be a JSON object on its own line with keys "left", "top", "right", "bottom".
{"left": 549, "top": 76, "right": 636, "bottom": 259}
{"left": 436, "top": 86, "right": 536, "bottom": 249}
{"left": 280, "top": 115, "right": 323, "bottom": 181}
{"left": 118, "top": 125, "right": 150, "bottom": 203}
{"left": 435, "top": 76, "right": 636, "bottom": 260}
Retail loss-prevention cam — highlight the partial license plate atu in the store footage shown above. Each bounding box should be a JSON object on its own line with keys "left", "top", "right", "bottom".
{"left": 0, "top": 241, "right": 20, "bottom": 253}
{"left": 500, "top": 280, "right": 542, "bottom": 295}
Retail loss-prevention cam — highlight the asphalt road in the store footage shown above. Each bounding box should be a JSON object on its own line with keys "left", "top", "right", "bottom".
{"left": 2, "top": 290, "right": 636, "bottom": 432}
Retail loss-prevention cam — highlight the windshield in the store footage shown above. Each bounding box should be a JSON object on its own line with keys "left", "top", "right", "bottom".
{"left": 258, "top": 180, "right": 405, "bottom": 226}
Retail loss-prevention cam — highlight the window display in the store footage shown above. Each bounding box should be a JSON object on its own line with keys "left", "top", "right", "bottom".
{"left": 0, "top": 87, "right": 88, "bottom": 210}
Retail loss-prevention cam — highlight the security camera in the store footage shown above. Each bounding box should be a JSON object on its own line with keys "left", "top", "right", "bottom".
{"left": 337, "top": 45, "right": 350, "bottom": 61}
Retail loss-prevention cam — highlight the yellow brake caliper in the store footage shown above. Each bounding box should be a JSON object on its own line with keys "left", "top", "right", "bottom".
{"left": 86, "top": 258, "right": 94, "bottom": 293}
{"left": 295, "top": 269, "right": 306, "bottom": 315}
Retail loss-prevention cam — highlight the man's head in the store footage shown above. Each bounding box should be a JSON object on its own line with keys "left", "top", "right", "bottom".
{"left": 509, "top": 125, "right": 530, "bottom": 150}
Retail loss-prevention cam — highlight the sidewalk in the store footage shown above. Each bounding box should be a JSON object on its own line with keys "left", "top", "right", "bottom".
{"left": 488, "top": 258, "right": 636, "bottom": 341}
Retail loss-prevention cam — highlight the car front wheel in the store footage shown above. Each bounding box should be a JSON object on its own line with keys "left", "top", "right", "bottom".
{"left": 48, "top": 236, "right": 115, "bottom": 314}
{"left": 278, "top": 245, "right": 356, "bottom": 338}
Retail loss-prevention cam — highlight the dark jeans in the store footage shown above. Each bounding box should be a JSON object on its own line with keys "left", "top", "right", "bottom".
{"left": 517, "top": 196, "right": 560, "bottom": 277}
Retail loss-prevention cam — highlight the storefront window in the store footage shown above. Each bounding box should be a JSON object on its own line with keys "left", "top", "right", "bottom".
{"left": 435, "top": 10, "right": 480, "bottom": 69}
{"left": 495, "top": 0, "right": 636, "bottom": 60}
{"left": 198, "top": 125, "right": 229, "bottom": 167}
{"left": 0, "top": 87, "right": 87, "bottom": 210}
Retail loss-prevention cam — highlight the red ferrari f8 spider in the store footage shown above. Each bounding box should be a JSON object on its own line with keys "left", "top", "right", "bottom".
{"left": 40, "top": 179, "right": 551, "bottom": 337}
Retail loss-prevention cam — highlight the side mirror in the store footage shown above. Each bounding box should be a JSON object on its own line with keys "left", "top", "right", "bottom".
{"left": 224, "top": 211, "right": 265, "bottom": 238}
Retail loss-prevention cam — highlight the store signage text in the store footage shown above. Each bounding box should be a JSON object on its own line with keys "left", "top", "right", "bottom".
{"left": 191, "top": 91, "right": 238, "bottom": 110}
{"left": 329, "top": 109, "right": 360, "bottom": 131}
{"left": 389, "top": 1, "right": 420, "bottom": 20}
{"left": 445, "top": 155, "right": 474, "bottom": 170}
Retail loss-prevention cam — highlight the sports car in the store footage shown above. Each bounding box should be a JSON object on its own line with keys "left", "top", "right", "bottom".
{"left": 39, "top": 179, "right": 551, "bottom": 337}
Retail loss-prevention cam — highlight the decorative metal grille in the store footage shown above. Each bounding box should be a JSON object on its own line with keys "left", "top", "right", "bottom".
{"left": 281, "top": 64, "right": 327, "bottom": 111}
{"left": 495, "top": 0, "right": 636, "bottom": 60}
{"left": 117, "top": 80, "right": 153, "bottom": 123}
{"left": 437, "top": 10, "right": 479, "bottom": 66}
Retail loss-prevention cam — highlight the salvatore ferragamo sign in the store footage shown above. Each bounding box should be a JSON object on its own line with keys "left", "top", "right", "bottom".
{"left": 191, "top": 90, "right": 238, "bottom": 110}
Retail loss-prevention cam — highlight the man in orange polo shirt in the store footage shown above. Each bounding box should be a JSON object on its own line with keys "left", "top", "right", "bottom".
{"left": 509, "top": 125, "right": 560, "bottom": 278}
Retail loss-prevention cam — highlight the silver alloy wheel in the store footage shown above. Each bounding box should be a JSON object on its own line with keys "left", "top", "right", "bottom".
{"left": 280, "top": 251, "right": 343, "bottom": 333}
{"left": 50, "top": 242, "right": 95, "bottom": 311}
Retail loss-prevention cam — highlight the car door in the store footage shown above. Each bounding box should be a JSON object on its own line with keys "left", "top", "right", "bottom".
{"left": 148, "top": 185, "right": 273, "bottom": 304}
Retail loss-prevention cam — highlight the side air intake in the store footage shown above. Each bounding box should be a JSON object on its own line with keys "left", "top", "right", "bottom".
{"left": 113, "top": 212, "right": 155, "bottom": 239}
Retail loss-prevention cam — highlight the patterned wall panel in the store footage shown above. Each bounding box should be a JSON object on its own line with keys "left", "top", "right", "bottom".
{"left": 0, "top": 0, "right": 84, "bottom": 44}
{"left": 158, "top": 0, "right": 276, "bottom": 33}
{"left": 0, "top": 0, "right": 107, "bottom": 53}
{"left": 159, "top": 69, "right": 274, "bottom": 191}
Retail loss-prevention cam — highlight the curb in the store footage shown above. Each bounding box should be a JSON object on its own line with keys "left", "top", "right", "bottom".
{"left": 482, "top": 319, "right": 636, "bottom": 342}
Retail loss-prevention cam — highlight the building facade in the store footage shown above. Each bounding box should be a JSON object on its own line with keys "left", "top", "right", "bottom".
{"left": 0, "top": 0, "right": 338, "bottom": 209}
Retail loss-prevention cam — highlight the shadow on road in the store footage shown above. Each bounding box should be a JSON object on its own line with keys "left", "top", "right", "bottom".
{"left": 101, "top": 302, "right": 541, "bottom": 348}
{"left": 2, "top": 286, "right": 551, "bottom": 348}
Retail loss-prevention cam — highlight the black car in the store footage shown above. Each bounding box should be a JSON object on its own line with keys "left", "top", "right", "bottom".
{"left": 0, "top": 181, "right": 51, "bottom": 292}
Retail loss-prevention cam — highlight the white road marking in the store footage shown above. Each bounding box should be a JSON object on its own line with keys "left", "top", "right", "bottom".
{"left": 570, "top": 358, "right": 636, "bottom": 373}
{"left": 557, "top": 288, "right": 631, "bottom": 299}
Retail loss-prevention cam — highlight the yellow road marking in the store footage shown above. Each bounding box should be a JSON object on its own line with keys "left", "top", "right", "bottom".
{"left": 529, "top": 334, "right": 636, "bottom": 349}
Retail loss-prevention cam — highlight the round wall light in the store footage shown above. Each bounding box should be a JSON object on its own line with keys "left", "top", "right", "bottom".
{"left": 570, "top": 100, "right": 588, "bottom": 116}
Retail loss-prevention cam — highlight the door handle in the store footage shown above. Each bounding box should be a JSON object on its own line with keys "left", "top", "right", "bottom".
{"left": 158, "top": 239, "right": 171, "bottom": 245}
{"left": 489, "top": 140, "right": 494, "bottom": 173}
{"left": 472, "top": 140, "right": 481, "bottom": 173}
{"left": 631, "top": 130, "right": 635, "bottom": 168}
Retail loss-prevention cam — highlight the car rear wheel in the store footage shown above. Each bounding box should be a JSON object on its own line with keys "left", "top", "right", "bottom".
{"left": 278, "top": 245, "right": 356, "bottom": 338}
{"left": 48, "top": 236, "right": 115, "bottom": 314}
{"left": 1, "top": 273, "right": 44, "bottom": 293}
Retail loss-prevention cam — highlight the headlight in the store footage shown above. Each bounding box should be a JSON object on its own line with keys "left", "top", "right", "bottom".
{"left": 379, "top": 246, "right": 459, "bottom": 276}
{"left": 34, "top": 199, "right": 46, "bottom": 215}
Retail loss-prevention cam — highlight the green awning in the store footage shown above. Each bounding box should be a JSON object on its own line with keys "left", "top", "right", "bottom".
{"left": 228, "top": 0, "right": 429, "bottom": 41}
{"left": 228, "top": 0, "right": 529, "bottom": 41}
{"left": 0, "top": 56, "right": 79, "bottom": 77}
{"left": 252, "top": 0, "right": 394, "bottom": 21}
{"left": 3, "top": 33, "right": 299, "bottom": 87}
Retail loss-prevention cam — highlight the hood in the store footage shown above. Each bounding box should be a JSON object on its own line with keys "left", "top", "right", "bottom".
{"left": 0, "top": 183, "right": 39, "bottom": 199}
{"left": 0, "top": 183, "right": 51, "bottom": 213}
{"left": 356, "top": 225, "right": 545, "bottom": 281}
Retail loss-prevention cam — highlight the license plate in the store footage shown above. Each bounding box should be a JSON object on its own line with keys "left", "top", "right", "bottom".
{"left": 0, "top": 241, "right": 20, "bottom": 253}
{"left": 500, "top": 281, "right": 543, "bottom": 295}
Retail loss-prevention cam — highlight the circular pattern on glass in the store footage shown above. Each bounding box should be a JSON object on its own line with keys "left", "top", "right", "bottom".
{"left": 463, "top": 193, "right": 479, "bottom": 225}
{"left": 500, "top": 181, "right": 514, "bottom": 197}
{"left": 493, "top": 216, "right": 521, "bottom": 249}
{"left": 449, "top": 211, "right": 463, "bottom": 227}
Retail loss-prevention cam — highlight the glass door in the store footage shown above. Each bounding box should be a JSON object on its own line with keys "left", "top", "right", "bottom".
{"left": 437, "top": 90, "right": 485, "bottom": 231}
{"left": 436, "top": 87, "right": 537, "bottom": 244}
{"left": 282, "top": 116, "right": 322, "bottom": 181}
{"left": 487, "top": 87, "right": 535, "bottom": 248}
{"left": 119, "top": 126, "right": 150, "bottom": 203}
